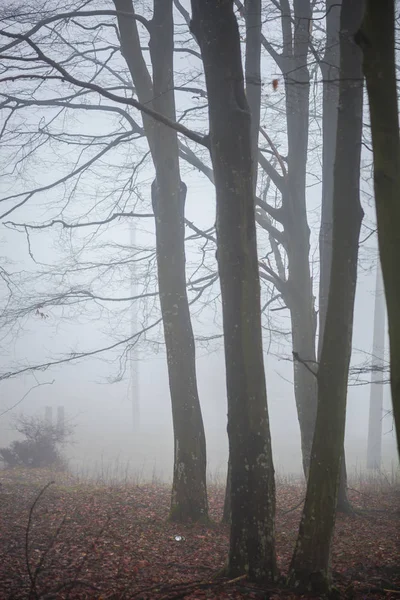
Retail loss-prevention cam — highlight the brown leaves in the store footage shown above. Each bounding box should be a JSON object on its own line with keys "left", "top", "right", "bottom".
{"left": 0, "top": 470, "right": 398, "bottom": 599}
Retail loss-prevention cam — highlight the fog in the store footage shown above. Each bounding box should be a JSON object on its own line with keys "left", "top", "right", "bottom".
{"left": 0, "top": 189, "right": 397, "bottom": 481}
{"left": 0, "top": 2, "right": 397, "bottom": 485}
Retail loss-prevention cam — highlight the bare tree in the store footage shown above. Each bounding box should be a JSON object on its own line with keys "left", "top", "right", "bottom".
{"left": 318, "top": 0, "right": 352, "bottom": 512}
{"left": 224, "top": 0, "right": 354, "bottom": 511}
{"left": 191, "top": 0, "right": 277, "bottom": 581}
{"left": 0, "top": 1, "right": 211, "bottom": 522}
{"left": 113, "top": 0, "right": 208, "bottom": 523}
{"left": 288, "top": 0, "right": 364, "bottom": 591}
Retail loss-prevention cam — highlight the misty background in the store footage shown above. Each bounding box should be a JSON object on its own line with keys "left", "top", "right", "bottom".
{"left": 0, "top": 1, "right": 397, "bottom": 483}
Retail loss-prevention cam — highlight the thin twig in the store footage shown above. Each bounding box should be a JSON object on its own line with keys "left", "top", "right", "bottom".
{"left": 26, "top": 482, "right": 55, "bottom": 600}
{"left": 292, "top": 351, "right": 318, "bottom": 378}
{"left": 279, "top": 497, "right": 305, "bottom": 515}
{"left": 0, "top": 380, "right": 55, "bottom": 418}
{"left": 31, "top": 516, "right": 67, "bottom": 594}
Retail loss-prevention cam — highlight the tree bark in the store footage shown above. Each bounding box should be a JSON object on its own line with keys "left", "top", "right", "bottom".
{"left": 319, "top": 2, "right": 341, "bottom": 356}
{"left": 356, "top": 0, "right": 400, "bottom": 459}
{"left": 190, "top": 0, "right": 277, "bottom": 581}
{"left": 245, "top": 0, "right": 262, "bottom": 194}
{"left": 281, "top": 0, "right": 318, "bottom": 476}
{"left": 288, "top": 0, "right": 364, "bottom": 592}
{"left": 114, "top": 0, "right": 208, "bottom": 522}
{"left": 366, "top": 262, "right": 385, "bottom": 469}
{"left": 223, "top": 0, "right": 262, "bottom": 526}
{"left": 256, "top": 2, "right": 350, "bottom": 504}
{"left": 319, "top": 0, "right": 352, "bottom": 514}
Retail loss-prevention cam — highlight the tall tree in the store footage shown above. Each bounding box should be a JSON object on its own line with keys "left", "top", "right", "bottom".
{"left": 356, "top": 0, "right": 400, "bottom": 458}
{"left": 228, "top": 0, "right": 353, "bottom": 509}
{"left": 278, "top": 0, "right": 318, "bottom": 477}
{"left": 222, "top": 0, "right": 262, "bottom": 526}
{"left": 226, "top": 1, "right": 352, "bottom": 507}
{"left": 288, "top": 0, "right": 364, "bottom": 592}
{"left": 190, "top": 0, "right": 277, "bottom": 581}
{"left": 114, "top": 0, "right": 208, "bottom": 522}
{"left": 319, "top": 0, "right": 352, "bottom": 512}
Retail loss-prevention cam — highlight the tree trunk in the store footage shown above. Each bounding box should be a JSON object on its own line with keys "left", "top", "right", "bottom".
{"left": 245, "top": 0, "right": 262, "bottom": 193}
{"left": 366, "top": 262, "right": 385, "bottom": 469}
{"left": 289, "top": 304, "right": 317, "bottom": 475}
{"left": 223, "top": 0, "right": 262, "bottom": 525}
{"left": 281, "top": 0, "right": 318, "bottom": 476}
{"left": 288, "top": 0, "right": 364, "bottom": 592}
{"left": 319, "top": 2, "right": 341, "bottom": 355}
{"left": 114, "top": 0, "right": 208, "bottom": 522}
{"left": 356, "top": 0, "right": 400, "bottom": 460}
{"left": 319, "top": 0, "right": 352, "bottom": 514}
{"left": 190, "top": 0, "right": 277, "bottom": 581}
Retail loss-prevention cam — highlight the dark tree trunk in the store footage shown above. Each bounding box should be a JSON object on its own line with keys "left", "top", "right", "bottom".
{"left": 319, "top": 2, "right": 341, "bottom": 354}
{"left": 223, "top": 0, "right": 262, "bottom": 526}
{"left": 114, "top": 0, "right": 208, "bottom": 522}
{"left": 245, "top": 0, "right": 262, "bottom": 193}
{"left": 288, "top": 0, "right": 364, "bottom": 592}
{"left": 256, "top": 2, "right": 350, "bottom": 502}
{"left": 190, "top": 0, "right": 277, "bottom": 581}
{"left": 319, "top": 0, "right": 352, "bottom": 514}
{"left": 356, "top": 0, "right": 400, "bottom": 458}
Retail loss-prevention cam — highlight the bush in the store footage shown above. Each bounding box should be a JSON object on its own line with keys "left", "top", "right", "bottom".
{"left": 0, "top": 414, "right": 72, "bottom": 469}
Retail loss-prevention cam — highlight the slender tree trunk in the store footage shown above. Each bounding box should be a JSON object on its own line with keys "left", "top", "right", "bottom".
{"left": 223, "top": 0, "right": 262, "bottom": 526}
{"left": 319, "top": 4, "right": 341, "bottom": 353}
{"left": 261, "top": 2, "right": 350, "bottom": 504}
{"left": 245, "top": 0, "right": 262, "bottom": 194}
{"left": 356, "top": 0, "right": 400, "bottom": 459}
{"left": 114, "top": 0, "right": 208, "bottom": 522}
{"left": 366, "top": 262, "right": 385, "bottom": 469}
{"left": 289, "top": 303, "right": 317, "bottom": 475}
{"left": 190, "top": 0, "right": 277, "bottom": 581}
{"left": 319, "top": 0, "right": 352, "bottom": 513}
{"left": 288, "top": 0, "right": 364, "bottom": 592}
{"left": 281, "top": 0, "right": 318, "bottom": 476}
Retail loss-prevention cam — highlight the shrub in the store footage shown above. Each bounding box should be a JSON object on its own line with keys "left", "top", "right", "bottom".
{"left": 0, "top": 414, "right": 72, "bottom": 469}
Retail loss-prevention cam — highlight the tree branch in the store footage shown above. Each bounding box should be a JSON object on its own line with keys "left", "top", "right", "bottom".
{"left": 5, "top": 212, "right": 154, "bottom": 231}
{"left": 258, "top": 151, "right": 284, "bottom": 192}
{"left": 0, "top": 131, "right": 136, "bottom": 219}
{"left": 260, "top": 126, "right": 287, "bottom": 178}
{"left": 255, "top": 208, "right": 286, "bottom": 246}
{"left": 0, "top": 380, "right": 55, "bottom": 418}
{"left": 0, "top": 31, "right": 209, "bottom": 149}
{"left": 0, "top": 317, "right": 163, "bottom": 382}
{"left": 255, "top": 196, "right": 284, "bottom": 224}
{"left": 292, "top": 351, "right": 318, "bottom": 377}
{"left": 179, "top": 141, "right": 214, "bottom": 183}
{"left": 0, "top": 10, "right": 151, "bottom": 54}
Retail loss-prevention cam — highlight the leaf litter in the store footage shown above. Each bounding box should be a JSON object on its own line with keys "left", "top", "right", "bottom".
{"left": 0, "top": 468, "right": 398, "bottom": 599}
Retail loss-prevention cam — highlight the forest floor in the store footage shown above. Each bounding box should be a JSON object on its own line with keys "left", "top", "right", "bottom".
{"left": 0, "top": 468, "right": 399, "bottom": 600}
